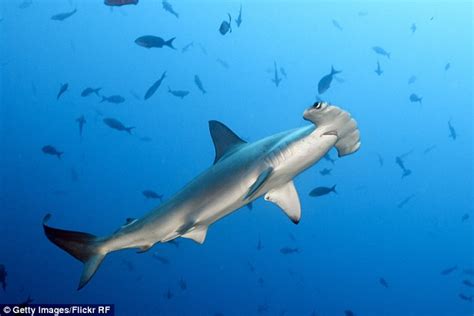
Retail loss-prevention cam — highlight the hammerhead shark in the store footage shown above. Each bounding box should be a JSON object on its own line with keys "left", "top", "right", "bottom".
{"left": 43, "top": 101, "right": 361, "bottom": 289}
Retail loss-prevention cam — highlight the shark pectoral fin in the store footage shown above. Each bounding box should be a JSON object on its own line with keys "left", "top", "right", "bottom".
{"left": 244, "top": 167, "right": 273, "bottom": 200}
{"left": 264, "top": 181, "right": 301, "bottom": 224}
{"left": 209, "top": 120, "right": 247, "bottom": 164}
{"left": 181, "top": 225, "right": 208, "bottom": 244}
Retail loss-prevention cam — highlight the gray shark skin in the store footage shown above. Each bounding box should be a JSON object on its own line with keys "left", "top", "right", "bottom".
{"left": 43, "top": 102, "right": 360, "bottom": 290}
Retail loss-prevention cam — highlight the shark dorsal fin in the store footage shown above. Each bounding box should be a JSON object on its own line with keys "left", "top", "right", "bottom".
{"left": 209, "top": 120, "right": 246, "bottom": 164}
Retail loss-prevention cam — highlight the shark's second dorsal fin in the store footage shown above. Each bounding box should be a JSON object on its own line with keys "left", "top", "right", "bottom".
{"left": 209, "top": 120, "right": 246, "bottom": 164}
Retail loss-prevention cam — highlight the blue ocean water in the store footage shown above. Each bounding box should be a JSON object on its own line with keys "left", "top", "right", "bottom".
{"left": 0, "top": 0, "right": 472, "bottom": 315}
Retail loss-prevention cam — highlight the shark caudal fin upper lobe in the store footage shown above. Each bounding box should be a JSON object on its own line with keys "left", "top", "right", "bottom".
{"left": 42, "top": 214, "right": 107, "bottom": 290}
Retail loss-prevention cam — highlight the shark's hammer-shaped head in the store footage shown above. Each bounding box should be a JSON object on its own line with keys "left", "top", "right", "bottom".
{"left": 303, "top": 101, "right": 361, "bottom": 157}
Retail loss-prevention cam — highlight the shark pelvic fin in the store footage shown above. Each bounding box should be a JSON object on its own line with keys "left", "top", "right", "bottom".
{"left": 209, "top": 120, "right": 246, "bottom": 164}
{"left": 181, "top": 225, "right": 208, "bottom": 244}
{"left": 264, "top": 180, "right": 301, "bottom": 224}
{"left": 245, "top": 167, "right": 273, "bottom": 200}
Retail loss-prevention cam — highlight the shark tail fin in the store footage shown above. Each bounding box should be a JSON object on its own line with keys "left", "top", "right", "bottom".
{"left": 330, "top": 66, "right": 341, "bottom": 75}
{"left": 166, "top": 37, "right": 176, "bottom": 49}
{"left": 57, "top": 152, "right": 63, "bottom": 159}
{"left": 125, "top": 127, "right": 135, "bottom": 134}
{"left": 43, "top": 214, "right": 107, "bottom": 290}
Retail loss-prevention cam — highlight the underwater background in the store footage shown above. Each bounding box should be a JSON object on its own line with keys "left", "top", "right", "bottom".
{"left": 0, "top": 0, "right": 472, "bottom": 315}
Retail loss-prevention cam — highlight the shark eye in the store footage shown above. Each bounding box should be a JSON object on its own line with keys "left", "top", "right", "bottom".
{"left": 313, "top": 102, "right": 323, "bottom": 110}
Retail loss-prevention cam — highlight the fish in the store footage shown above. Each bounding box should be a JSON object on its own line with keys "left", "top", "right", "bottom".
{"left": 194, "top": 75, "right": 207, "bottom": 94}
{"left": 101, "top": 95, "right": 125, "bottom": 104}
{"left": 379, "top": 277, "right": 389, "bottom": 288}
{"left": 162, "top": 0, "right": 179, "bottom": 18}
{"left": 144, "top": 71, "right": 166, "bottom": 100}
{"left": 332, "top": 19, "right": 343, "bottom": 31}
{"left": 318, "top": 66, "right": 341, "bottom": 94}
{"left": 397, "top": 194, "right": 415, "bottom": 208}
{"left": 19, "top": 0, "right": 32, "bottom": 9}
{"left": 163, "top": 288, "right": 173, "bottom": 299}
{"left": 42, "top": 101, "right": 361, "bottom": 289}
{"left": 395, "top": 156, "right": 411, "bottom": 178}
{"left": 309, "top": 185, "right": 337, "bottom": 197}
{"left": 0, "top": 264, "right": 6, "bottom": 291}
{"left": 140, "top": 136, "right": 152, "bottom": 142}
{"left": 323, "top": 152, "right": 336, "bottom": 164}
{"left": 448, "top": 120, "right": 457, "bottom": 140}
{"left": 409, "top": 93, "right": 422, "bottom": 104}
{"left": 104, "top": 0, "right": 138, "bottom": 6}
{"left": 152, "top": 254, "right": 169, "bottom": 264}
{"left": 142, "top": 190, "right": 163, "bottom": 201}
{"left": 444, "top": 62, "right": 451, "bottom": 71}
{"left": 135, "top": 35, "right": 175, "bottom": 49}
{"left": 76, "top": 115, "right": 86, "bottom": 137}
{"left": 423, "top": 145, "right": 436, "bottom": 154}
{"left": 181, "top": 42, "right": 194, "bottom": 53}
{"left": 168, "top": 87, "right": 189, "bottom": 99}
{"left": 458, "top": 293, "right": 472, "bottom": 302}
{"left": 372, "top": 46, "right": 390, "bottom": 58}
{"left": 236, "top": 4, "right": 242, "bottom": 27}
{"left": 462, "top": 279, "right": 474, "bottom": 287}
{"left": 280, "top": 247, "right": 299, "bottom": 254}
{"left": 408, "top": 75, "right": 417, "bottom": 84}
{"left": 257, "top": 237, "right": 263, "bottom": 250}
{"left": 257, "top": 277, "right": 264, "bottom": 287}
{"left": 319, "top": 168, "right": 332, "bottom": 176}
{"left": 461, "top": 213, "right": 469, "bottom": 222}
{"left": 377, "top": 153, "right": 384, "bottom": 166}
{"left": 57, "top": 83, "right": 68, "bottom": 100}
{"left": 375, "top": 61, "right": 383, "bottom": 76}
{"left": 441, "top": 265, "right": 458, "bottom": 275}
{"left": 344, "top": 311, "right": 355, "bottom": 316}
{"left": 219, "top": 13, "right": 232, "bottom": 35}
{"left": 410, "top": 23, "right": 417, "bottom": 33}
{"left": 51, "top": 9, "right": 77, "bottom": 21}
{"left": 103, "top": 118, "right": 134, "bottom": 134}
{"left": 216, "top": 58, "right": 229, "bottom": 69}
{"left": 42, "top": 145, "right": 63, "bottom": 159}
{"left": 81, "top": 87, "right": 101, "bottom": 97}
{"left": 179, "top": 277, "right": 187, "bottom": 290}
{"left": 271, "top": 61, "right": 282, "bottom": 87}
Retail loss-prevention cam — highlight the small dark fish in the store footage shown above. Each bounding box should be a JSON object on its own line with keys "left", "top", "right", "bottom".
{"left": 410, "top": 23, "right": 417, "bottom": 33}
{"left": 309, "top": 185, "right": 337, "bottom": 197}
{"left": 168, "top": 87, "right": 189, "bottom": 99}
{"left": 464, "top": 269, "right": 474, "bottom": 276}
{"left": 76, "top": 115, "right": 86, "bottom": 137}
{"left": 19, "top": 0, "right": 32, "bottom": 9}
{"left": 344, "top": 311, "right": 355, "bottom": 316}
{"left": 332, "top": 19, "right": 343, "bottom": 31}
{"left": 219, "top": 13, "right": 232, "bottom": 35}
{"left": 379, "top": 277, "right": 389, "bottom": 288}
{"left": 51, "top": 9, "right": 77, "bottom": 21}
{"left": 142, "top": 190, "right": 163, "bottom": 201}
{"left": 179, "top": 277, "right": 187, "bottom": 290}
{"left": 318, "top": 66, "right": 341, "bottom": 94}
{"left": 462, "top": 280, "right": 474, "bottom": 287}
{"left": 280, "top": 67, "right": 287, "bottom": 78}
{"left": 409, "top": 93, "right": 422, "bottom": 104}
{"left": 135, "top": 35, "right": 175, "bottom": 49}
{"left": 377, "top": 153, "right": 384, "bottom": 166}
{"left": 323, "top": 152, "right": 336, "bottom": 164}
{"left": 144, "top": 71, "right": 166, "bottom": 100}
{"left": 395, "top": 156, "right": 411, "bottom": 178}
{"left": 372, "top": 46, "right": 391, "bottom": 58}
{"left": 257, "top": 238, "right": 263, "bottom": 251}
{"left": 42, "top": 145, "right": 63, "bottom": 159}
{"left": 444, "top": 62, "right": 451, "bottom": 71}
{"left": 280, "top": 247, "right": 299, "bottom": 254}
{"left": 194, "top": 75, "right": 207, "bottom": 94}
{"left": 216, "top": 58, "right": 229, "bottom": 69}
{"left": 162, "top": 0, "right": 179, "bottom": 18}
{"left": 257, "top": 277, "right": 264, "bottom": 287}
{"left": 408, "top": 75, "right": 417, "bottom": 84}
{"left": 247, "top": 261, "right": 256, "bottom": 273}
{"left": 272, "top": 61, "right": 282, "bottom": 87}
{"left": 397, "top": 194, "right": 415, "bottom": 209}
{"left": 375, "top": 61, "right": 383, "bottom": 76}
{"left": 181, "top": 42, "right": 194, "bottom": 53}
{"left": 423, "top": 145, "right": 436, "bottom": 154}
{"left": 319, "top": 168, "right": 332, "bottom": 176}
{"left": 236, "top": 4, "right": 242, "bottom": 27}
{"left": 164, "top": 288, "right": 173, "bottom": 299}
{"left": 57, "top": 83, "right": 68, "bottom": 100}
{"left": 448, "top": 120, "right": 457, "bottom": 140}
{"left": 101, "top": 95, "right": 125, "bottom": 104}
{"left": 458, "top": 293, "right": 472, "bottom": 302}
{"left": 0, "top": 264, "right": 6, "bottom": 291}
{"left": 103, "top": 118, "right": 134, "bottom": 134}
{"left": 140, "top": 136, "right": 152, "bottom": 142}
{"left": 441, "top": 265, "right": 458, "bottom": 275}
{"left": 81, "top": 87, "right": 101, "bottom": 97}
{"left": 104, "top": 0, "right": 138, "bottom": 6}
{"left": 152, "top": 254, "right": 169, "bottom": 264}
{"left": 461, "top": 213, "right": 470, "bottom": 222}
